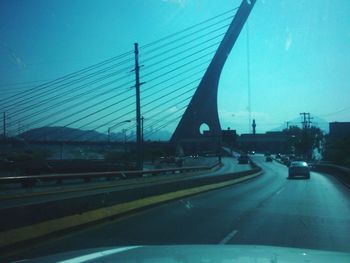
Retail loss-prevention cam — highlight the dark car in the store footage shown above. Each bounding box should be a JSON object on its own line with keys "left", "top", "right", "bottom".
{"left": 265, "top": 156, "right": 273, "bottom": 162}
{"left": 281, "top": 156, "right": 291, "bottom": 167}
{"left": 288, "top": 161, "right": 310, "bottom": 179}
{"left": 238, "top": 154, "right": 249, "bottom": 164}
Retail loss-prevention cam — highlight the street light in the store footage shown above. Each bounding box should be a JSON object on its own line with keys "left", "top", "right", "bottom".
{"left": 108, "top": 120, "right": 131, "bottom": 143}
{"left": 141, "top": 116, "right": 144, "bottom": 169}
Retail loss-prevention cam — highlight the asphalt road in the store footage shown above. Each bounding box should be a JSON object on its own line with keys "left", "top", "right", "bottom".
{"left": 8, "top": 154, "right": 350, "bottom": 261}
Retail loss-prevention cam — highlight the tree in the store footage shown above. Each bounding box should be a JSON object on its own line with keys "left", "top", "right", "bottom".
{"left": 283, "top": 125, "right": 324, "bottom": 159}
{"left": 323, "top": 134, "right": 350, "bottom": 167}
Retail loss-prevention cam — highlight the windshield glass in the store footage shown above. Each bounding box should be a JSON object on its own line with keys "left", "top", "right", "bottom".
{"left": 1, "top": 0, "right": 350, "bottom": 262}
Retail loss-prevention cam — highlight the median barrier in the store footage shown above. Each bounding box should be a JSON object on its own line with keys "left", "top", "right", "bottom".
{"left": 0, "top": 162, "right": 220, "bottom": 188}
{"left": 310, "top": 163, "right": 350, "bottom": 188}
{"left": 0, "top": 160, "right": 261, "bottom": 251}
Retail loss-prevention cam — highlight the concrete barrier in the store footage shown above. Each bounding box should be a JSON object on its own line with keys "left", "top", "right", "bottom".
{"left": 0, "top": 162, "right": 261, "bottom": 251}
{"left": 310, "top": 163, "right": 350, "bottom": 188}
{"left": 0, "top": 162, "right": 220, "bottom": 188}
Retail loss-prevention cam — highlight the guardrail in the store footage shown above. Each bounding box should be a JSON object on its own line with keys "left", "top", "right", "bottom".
{"left": 0, "top": 162, "right": 221, "bottom": 188}
{"left": 0, "top": 161, "right": 260, "bottom": 238}
{"left": 310, "top": 163, "right": 350, "bottom": 188}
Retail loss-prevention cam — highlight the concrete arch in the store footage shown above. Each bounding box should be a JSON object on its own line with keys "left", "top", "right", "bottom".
{"left": 170, "top": 0, "right": 256, "bottom": 144}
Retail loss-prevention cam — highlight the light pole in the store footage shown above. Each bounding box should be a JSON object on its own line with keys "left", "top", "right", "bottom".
{"left": 108, "top": 120, "right": 131, "bottom": 144}
{"left": 141, "top": 116, "right": 144, "bottom": 169}
{"left": 122, "top": 129, "right": 127, "bottom": 153}
{"left": 217, "top": 133, "right": 222, "bottom": 163}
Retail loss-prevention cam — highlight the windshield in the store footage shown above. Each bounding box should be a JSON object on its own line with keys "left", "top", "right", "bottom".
{"left": 1, "top": 0, "right": 350, "bottom": 262}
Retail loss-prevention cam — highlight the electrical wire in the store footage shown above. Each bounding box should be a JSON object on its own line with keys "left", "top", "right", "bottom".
{"left": 0, "top": 51, "right": 134, "bottom": 106}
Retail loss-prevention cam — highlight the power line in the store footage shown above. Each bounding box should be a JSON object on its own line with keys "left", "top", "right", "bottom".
{"left": 8, "top": 35, "right": 217, "bottom": 131}
{"left": 19, "top": 81, "right": 134, "bottom": 131}
{"left": 141, "top": 48, "right": 217, "bottom": 94}
{"left": 9, "top": 6, "right": 243, "bottom": 141}
{"left": 22, "top": 59, "right": 207, "bottom": 137}
{"left": 318, "top": 107, "right": 350, "bottom": 117}
{"left": 143, "top": 114, "right": 184, "bottom": 141}
{"left": 124, "top": 94, "right": 193, "bottom": 140}
{"left": 142, "top": 39, "right": 222, "bottom": 80}
{"left": 0, "top": 51, "right": 134, "bottom": 106}
{"left": 0, "top": 79, "right": 50, "bottom": 88}
{"left": 140, "top": 7, "right": 239, "bottom": 50}
{"left": 3, "top": 58, "right": 134, "bottom": 114}
{"left": 140, "top": 18, "right": 231, "bottom": 61}
{"left": 66, "top": 83, "right": 195, "bottom": 142}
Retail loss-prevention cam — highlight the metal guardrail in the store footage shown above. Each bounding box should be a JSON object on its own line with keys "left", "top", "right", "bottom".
{"left": 310, "top": 163, "right": 350, "bottom": 188}
{"left": 0, "top": 162, "right": 221, "bottom": 188}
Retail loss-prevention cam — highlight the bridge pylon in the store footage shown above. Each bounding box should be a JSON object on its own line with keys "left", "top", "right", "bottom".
{"left": 170, "top": 0, "right": 256, "bottom": 152}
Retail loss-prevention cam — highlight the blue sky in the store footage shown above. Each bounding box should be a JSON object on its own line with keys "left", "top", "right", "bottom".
{"left": 0, "top": 0, "right": 349, "bottom": 137}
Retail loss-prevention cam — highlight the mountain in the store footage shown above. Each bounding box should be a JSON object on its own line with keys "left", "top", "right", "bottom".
{"left": 269, "top": 115, "right": 330, "bottom": 134}
{"left": 145, "top": 130, "right": 172, "bottom": 141}
{"left": 19, "top": 126, "right": 108, "bottom": 141}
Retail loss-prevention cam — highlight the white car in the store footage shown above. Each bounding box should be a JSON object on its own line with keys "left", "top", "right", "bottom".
{"left": 288, "top": 161, "right": 310, "bottom": 179}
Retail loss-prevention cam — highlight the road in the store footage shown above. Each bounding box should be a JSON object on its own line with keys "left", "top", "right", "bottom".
{"left": 0, "top": 157, "right": 249, "bottom": 210}
{"left": 7, "top": 154, "right": 350, "bottom": 261}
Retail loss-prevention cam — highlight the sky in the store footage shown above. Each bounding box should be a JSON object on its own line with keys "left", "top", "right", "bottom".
{"left": 0, "top": 0, "right": 349, "bottom": 138}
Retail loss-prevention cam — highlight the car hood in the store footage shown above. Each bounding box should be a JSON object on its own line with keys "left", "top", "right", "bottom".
{"left": 15, "top": 245, "right": 350, "bottom": 263}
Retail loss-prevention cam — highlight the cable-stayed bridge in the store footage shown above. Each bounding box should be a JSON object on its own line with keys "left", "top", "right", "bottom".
{"left": 2, "top": 3, "right": 350, "bottom": 260}
{"left": 1, "top": 1, "right": 255, "bottom": 146}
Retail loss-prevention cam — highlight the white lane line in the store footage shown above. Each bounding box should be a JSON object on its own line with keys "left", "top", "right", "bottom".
{"left": 219, "top": 229, "right": 238, "bottom": 244}
{"left": 276, "top": 187, "right": 285, "bottom": 195}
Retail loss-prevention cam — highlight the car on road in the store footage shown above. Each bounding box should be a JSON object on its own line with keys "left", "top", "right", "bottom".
{"left": 281, "top": 156, "right": 291, "bottom": 167}
{"left": 159, "top": 156, "right": 176, "bottom": 164}
{"left": 190, "top": 154, "right": 199, "bottom": 159}
{"left": 238, "top": 154, "right": 249, "bottom": 164}
{"left": 265, "top": 156, "right": 273, "bottom": 162}
{"left": 288, "top": 161, "right": 310, "bottom": 179}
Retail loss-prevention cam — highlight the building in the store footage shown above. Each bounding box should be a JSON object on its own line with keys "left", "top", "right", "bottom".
{"left": 329, "top": 122, "right": 350, "bottom": 139}
{"left": 238, "top": 131, "right": 289, "bottom": 153}
{"left": 221, "top": 128, "right": 237, "bottom": 148}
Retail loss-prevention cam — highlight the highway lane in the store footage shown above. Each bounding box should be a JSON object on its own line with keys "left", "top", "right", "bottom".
{"left": 7, "top": 154, "right": 350, "bottom": 261}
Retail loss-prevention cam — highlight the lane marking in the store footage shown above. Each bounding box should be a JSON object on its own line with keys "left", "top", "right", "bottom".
{"left": 275, "top": 187, "right": 285, "bottom": 195}
{"left": 219, "top": 229, "right": 238, "bottom": 244}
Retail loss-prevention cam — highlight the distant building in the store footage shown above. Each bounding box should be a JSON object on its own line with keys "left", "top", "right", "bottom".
{"left": 329, "top": 122, "right": 350, "bottom": 139}
{"left": 221, "top": 128, "right": 237, "bottom": 147}
{"left": 238, "top": 131, "right": 289, "bottom": 153}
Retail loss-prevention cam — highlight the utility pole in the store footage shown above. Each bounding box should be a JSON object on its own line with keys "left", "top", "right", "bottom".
{"left": 307, "top": 114, "right": 313, "bottom": 128}
{"left": 141, "top": 116, "right": 144, "bottom": 167}
{"left": 252, "top": 119, "right": 256, "bottom": 134}
{"left": 300, "top": 112, "right": 313, "bottom": 160}
{"left": 300, "top": 112, "right": 313, "bottom": 129}
{"left": 3, "top": 112, "right": 6, "bottom": 139}
{"left": 246, "top": 21, "right": 252, "bottom": 133}
{"left": 134, "top": 43, "right": 142, "bottom": 170}
{"left": 286, "top": 121, "right": 290, "bottom": 130}
{"left": 300, "top": 112, "right": 308, "bottom": 129}
{"left": 122, "top": 129, "right": 127, "bottom": 153}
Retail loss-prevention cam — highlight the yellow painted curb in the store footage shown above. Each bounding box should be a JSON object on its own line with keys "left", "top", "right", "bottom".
{"left": 0, "top": 171, "right": 261, "bottom": 248}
